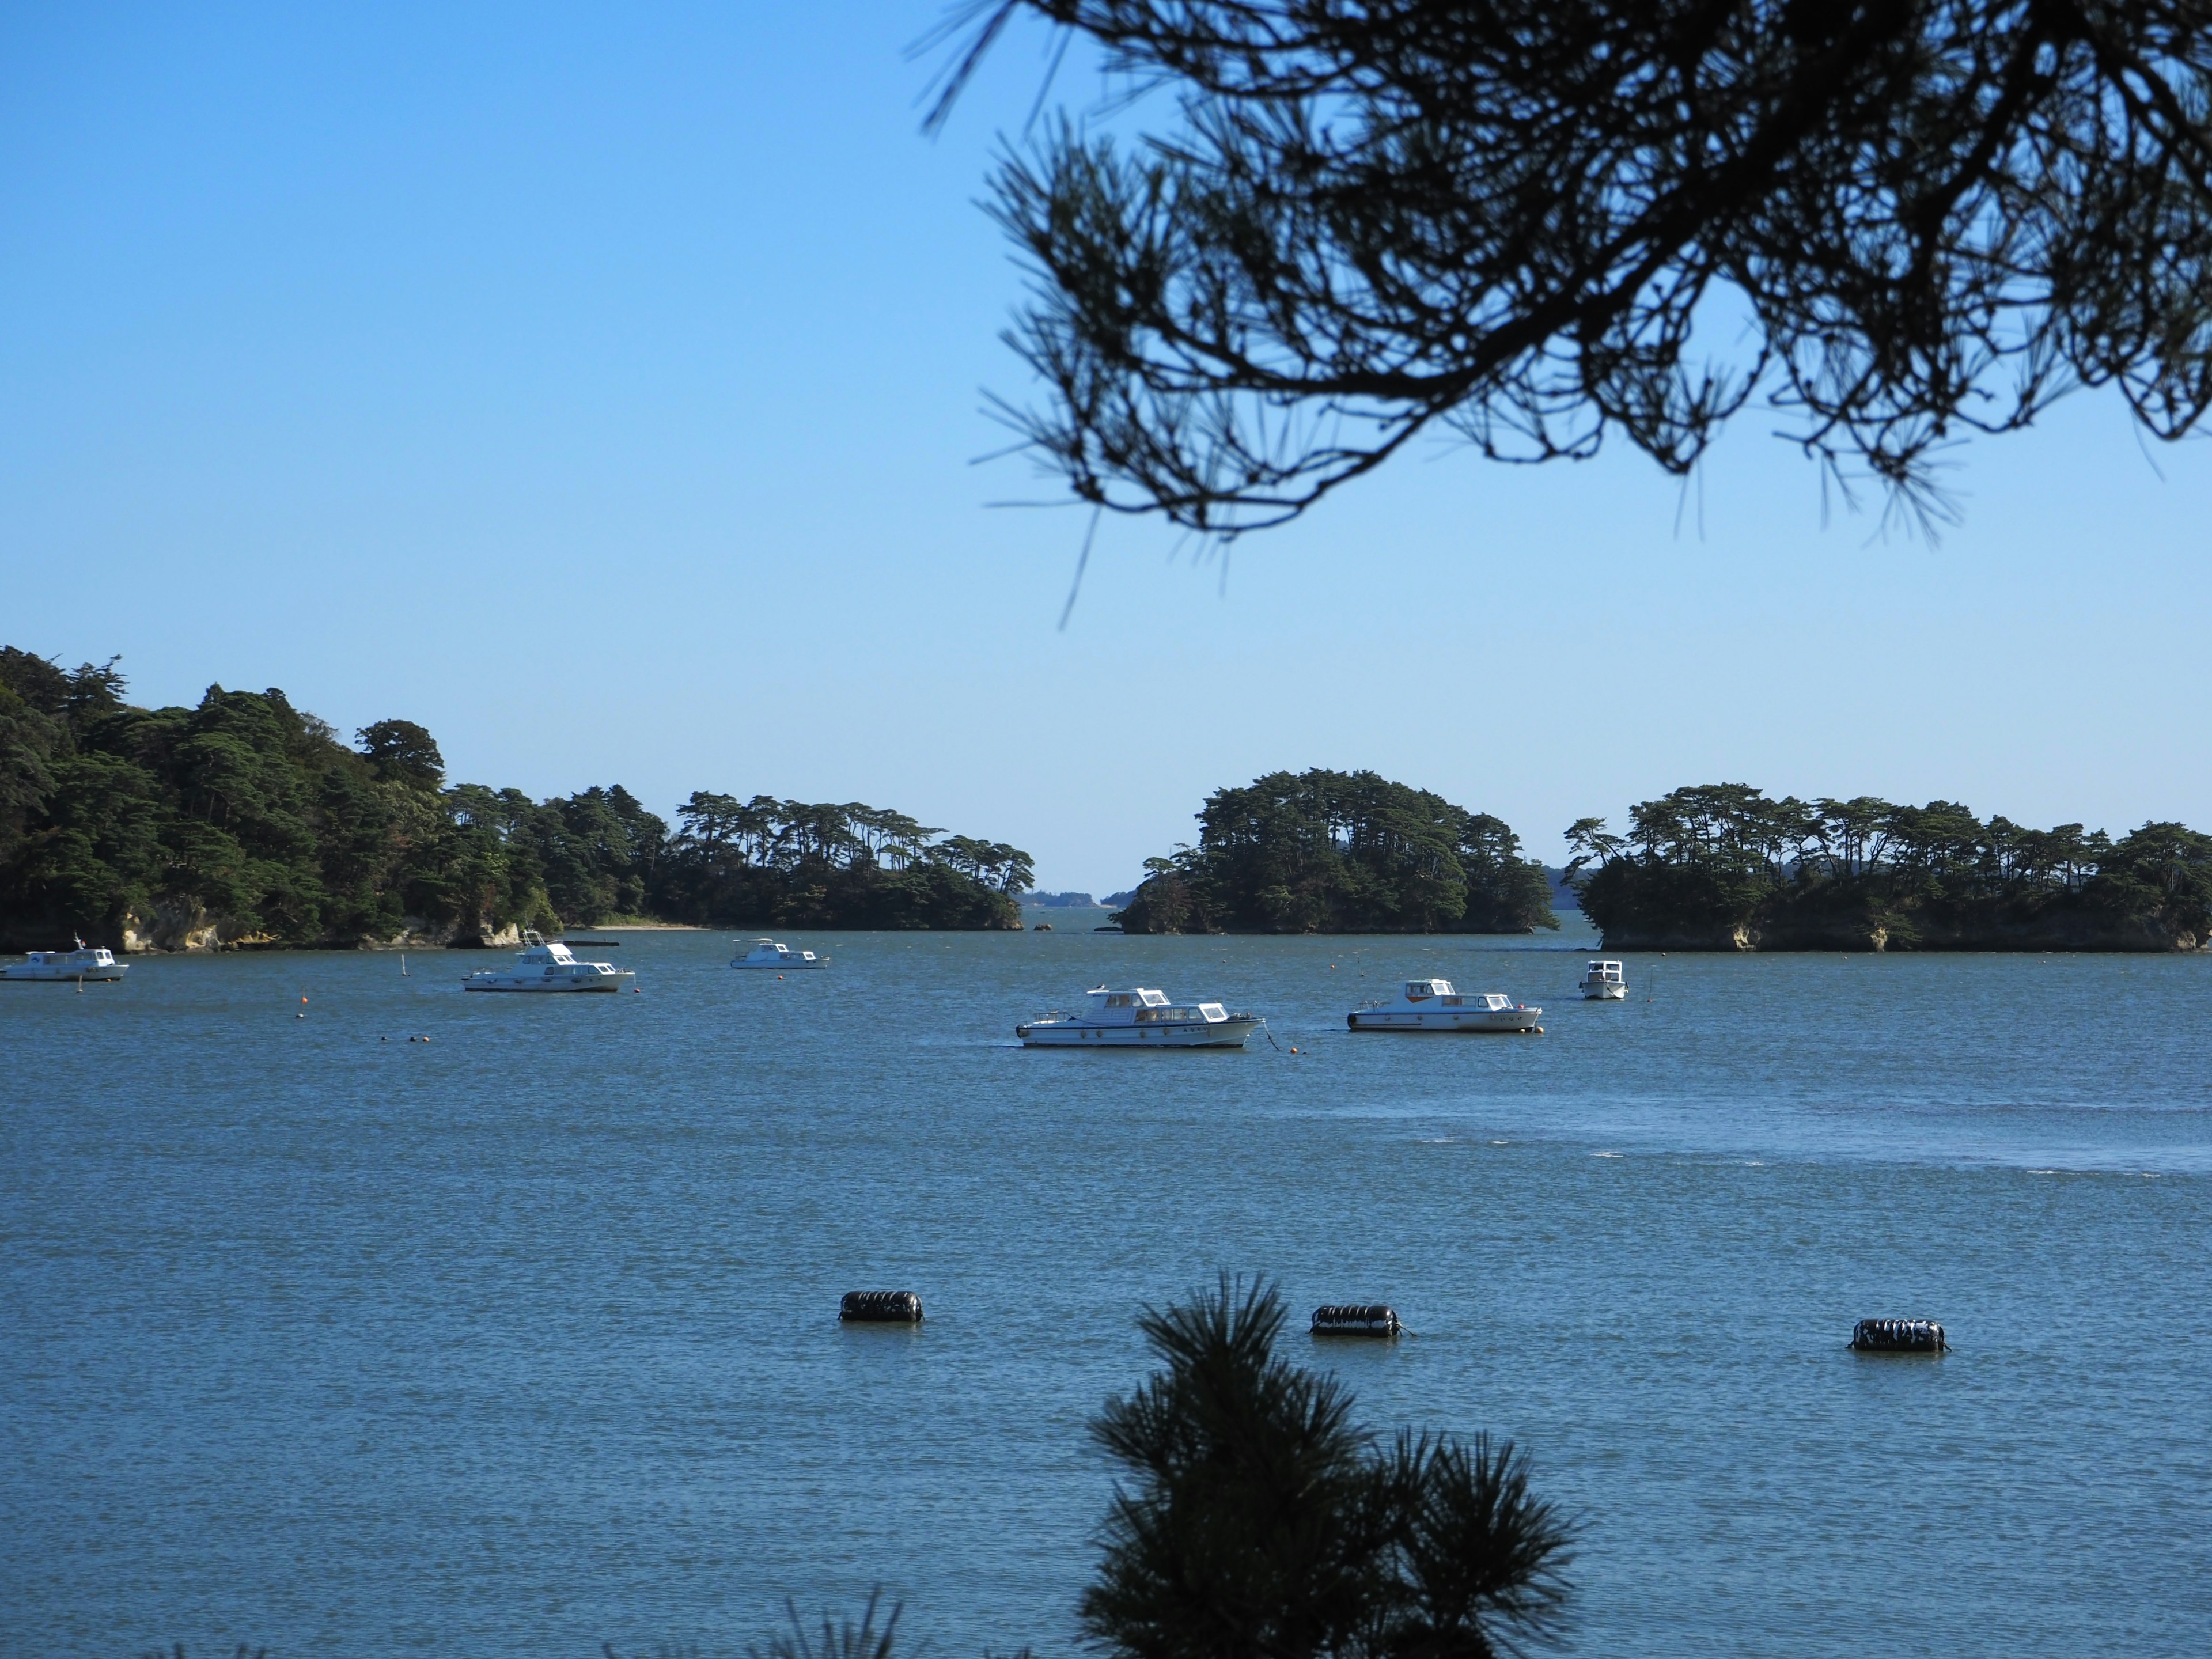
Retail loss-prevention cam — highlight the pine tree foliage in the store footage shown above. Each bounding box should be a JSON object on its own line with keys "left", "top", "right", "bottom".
{"left": 933, "top": 1, "right": 2212, "bottom": 534}
{"left": 1117, "top": 770, "right": 1555, "bottom": 934}
{"left": 1568, "top": 782, "right": 2212, "bottom": 948}
{"left": 0, "top": 648, "right": 1032, "bottom": 946}
{"left": 744, "top": 1590, "right": 903, "bottom": 1659}
{"left": 1084, "top": 1278, "right": 1573, "bottom": 1659}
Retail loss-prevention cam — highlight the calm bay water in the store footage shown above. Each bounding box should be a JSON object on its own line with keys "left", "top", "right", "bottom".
{"left": 4, "top": 921, "right": 2209, "bottom": 1657}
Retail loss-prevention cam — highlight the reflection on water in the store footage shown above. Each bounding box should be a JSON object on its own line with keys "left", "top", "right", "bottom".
{"left": 4, "top": 928, "right": 2207, "bottom": 1656}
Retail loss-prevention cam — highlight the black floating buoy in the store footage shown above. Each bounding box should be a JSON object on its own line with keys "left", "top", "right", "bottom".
{"left": 1312, "top": 1303, "right": 1403, "bottom": 1338}
{"left": 840, "top": 1289, "right": 924, "bottom": 1324}
{"left": 1850, "top": 1317, "right": 1946, "bottom": 1353}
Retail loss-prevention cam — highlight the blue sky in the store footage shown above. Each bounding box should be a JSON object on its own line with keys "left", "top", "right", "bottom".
{"left": 6, "top": 2, "right": 2210, "bottom": 895}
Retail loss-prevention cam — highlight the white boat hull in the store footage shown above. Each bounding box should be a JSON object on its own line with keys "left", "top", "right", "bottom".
{"left": 465, "top": 971, "right": 635, "bottom": 993}
{"left": 732, "top": 938, "right": 829, "bottom": 969}
{"left": 2, "top": 961, "right": 128, "bottom": 982}
{"left": 1348, "top": 1007, "right": 1539, "bottom": 1032}
{"left": 1581, "top": 983, "right": 1627, "bottom": 1001}
{"left": 1016, "top": 1018, "right": 1262, "bottom": 1048}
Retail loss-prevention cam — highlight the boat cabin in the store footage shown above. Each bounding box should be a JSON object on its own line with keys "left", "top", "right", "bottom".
{"left": 1084, "top": 986, "right": 1232, "bottom": 1025}
{"left": 25, "top": 945, "right": 118, "bottom": 969}
{"left": 1385, "top": 980, "right": 1518, "bottom": 1012}
{"left": 1582, "top": 960, "right": 1626, "bottom": 984}
{"left": 509, "top": 938, "right": 617, "bottom": 978}
{"left": 734, "top": 938, "right": 827, "bottom": 967}
{"left": 533, "top": 950, "right": 614, "bottom": 979}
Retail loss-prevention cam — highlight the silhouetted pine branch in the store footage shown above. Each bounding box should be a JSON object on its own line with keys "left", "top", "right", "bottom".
{"left": 933, "top": 2, "right": 2212, "bottom": 536}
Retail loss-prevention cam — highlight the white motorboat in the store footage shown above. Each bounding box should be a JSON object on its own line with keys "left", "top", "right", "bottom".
{"left": 1580, "top": 959, "right": 1627, "bottom": 999}
{"left": 1017, "top": 986, "right": 1263, "bottom": 1048}
{"left": 1, "top": 937, "right": 128, "bottom": 982}
{"left": 732, "top": 937, "right": 829, "bottom": 970}
{"left": 463, "top": 933, "right": 634, "bottom": 993}
{"left": 1347, "top": 978, "right": 1540, "bottom": 1032}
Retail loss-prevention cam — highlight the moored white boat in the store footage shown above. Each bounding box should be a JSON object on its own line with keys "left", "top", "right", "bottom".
{"left": 1347, "top": 979, "right": 1540, "bottom": 1032}
{"left": 1580, "top": 959, "right": 1627, "bottom": 999}
{"left": 1017, "top": 986, "right": 1262, "bottom": 1048}
{"left": 463, "top": 933, "right": 634, "bottom": 993}
{"left": 1, "top": 937, "right": 128, "bottom": 982}
{"left": 732, "top": 938, "right": 829, "bottom": 969}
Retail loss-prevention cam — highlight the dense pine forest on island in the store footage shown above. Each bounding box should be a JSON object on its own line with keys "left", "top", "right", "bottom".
{"left": 1568, "top": 785, "right": 2212, "bottom": 952}
{"left": 1113, "top": 770, "right": 1559, "bottom": 936}
{"left": 0, "top": 649, "right": 1032, "bottom": 951}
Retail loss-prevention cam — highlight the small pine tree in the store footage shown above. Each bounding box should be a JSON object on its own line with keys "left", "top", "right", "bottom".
{"left": 1082, "top": 1277, "right": 1573, "bottom": 1659}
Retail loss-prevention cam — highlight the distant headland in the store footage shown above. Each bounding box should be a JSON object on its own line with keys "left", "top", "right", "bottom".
{"left": 1565, "top": 785, "right": 2212, "bottom": 952}
{"left": 0, "top": 648, "right": 1031, "bottom": 951}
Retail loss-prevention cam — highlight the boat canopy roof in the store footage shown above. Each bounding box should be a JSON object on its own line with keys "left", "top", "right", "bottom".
{"left": 1382, "top": 980, "right": 1517, "bottom": 1011}
{"left": 1036, "top": 986, "right": 1230, "bottom": 1026}
{"left": 1089, "top": 986, "right": 1169, "bottom": 1009}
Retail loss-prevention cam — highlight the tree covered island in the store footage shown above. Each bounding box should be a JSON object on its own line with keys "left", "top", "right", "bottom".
{"left": 0, "top": 647, "right": 1032, "bottom": 950}
{"left": 1568, "top": 784, "right": 2212, "bottom": 952}
{"left": 1115, "top": 770, "right": 1556, "bottom": 935}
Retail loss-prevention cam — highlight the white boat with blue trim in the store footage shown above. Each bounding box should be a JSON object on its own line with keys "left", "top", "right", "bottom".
{"left": 1, "top": 937, "right": 128, "bottom": 982}
{"left": 463, "top": 933, "right": 634, "bottom": 993}
{"left": 1347, "top": 978, "right": 1540, "bottom": 1032}
{"left": 1017, "top": 986, "right": 1263, "bottom": 1048}
{"left": 732, "top": 938, "right": 829, "bottom": 970}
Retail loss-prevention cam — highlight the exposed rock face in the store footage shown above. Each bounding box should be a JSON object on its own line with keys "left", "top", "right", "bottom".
{"left": 109, "top": 909, "right": 529, "bottom": 952}
{"left": 440, "top": 922, "right": 524, "bottom": 950}
{"left": 119, "top": 903, "right": 221, "bottom": 953}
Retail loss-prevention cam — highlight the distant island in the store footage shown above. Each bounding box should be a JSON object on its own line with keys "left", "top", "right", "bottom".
{"left": 1113, "top": 770, "right": 1556, "bottom": 935}
{"left": 1568, "top": 784, "right": 2212, "bottom": 951}
{"left": 0, "top": 648, "right": 1032, "bottom": 950}
{"left": 1025, "top": 889, "right": 1138, "bottom": 910}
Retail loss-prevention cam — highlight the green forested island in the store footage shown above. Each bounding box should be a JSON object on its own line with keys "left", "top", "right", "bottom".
{"left": 1114, "top": 770, "right": 1556, "bottom": 935}
{"left": 1568, "top": 784, "right": 2212, "bottom": 951}
{"left": 0, "top": 649, "right": 1031, "bottom": 950}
